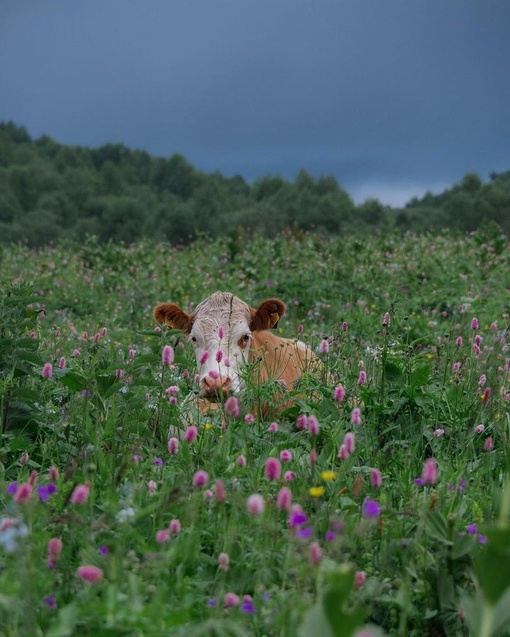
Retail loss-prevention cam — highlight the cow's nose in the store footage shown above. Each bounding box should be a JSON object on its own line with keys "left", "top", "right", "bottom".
{"left": 201, "top": 375, "right": 233, "bottom": 395}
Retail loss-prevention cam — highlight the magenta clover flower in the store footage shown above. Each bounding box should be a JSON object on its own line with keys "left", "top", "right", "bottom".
{"left": 362, "top": 498, "right": 381, "bottom": 518}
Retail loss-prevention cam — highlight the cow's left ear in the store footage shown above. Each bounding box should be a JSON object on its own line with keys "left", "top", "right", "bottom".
{"left": 250, "top": 298, "right": 287, "bottom": 331}
{"left": 154, "top": 303, "right": 192, "bottom": 332}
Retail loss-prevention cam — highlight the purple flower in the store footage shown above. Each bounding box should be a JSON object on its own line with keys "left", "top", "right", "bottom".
{"left": 296, "top": 527, "right": 313, "bottom": 539}
{"left": 288, "top": 511, "right": 308, "bottom": 527}
{"left": 325, "top": 530, "right": 336, "bottom": 542}
{"left": 43, "top": 596, "right": 57, "bottom": 610}
{"left": 99, "top": 545, "right": 109, "bottom": 555}
{"left": 153, "top": 457, "right": 163, "bottom": 467}
{"left": 240, "top": 599, "right": 256, "bottom": 614}
{"left": 6, "top": 482, "right": 18, "bottom": 495}
{"left": 478, "top": 534, "right": 488, "bottom": 545}
{"left": 362, "top": 498, "right": 381, "bottom": 518}
{"left": 207, "top": 598, "right": 218, "bottom": 607}
{"left": 414, "top": 478, "right": 426, "bottom": 486}
{"left": 466, "top": 524, "right": 477, "bottom": 535}
{"left": 38, "top": 485, "right": 56, "bottom": 502}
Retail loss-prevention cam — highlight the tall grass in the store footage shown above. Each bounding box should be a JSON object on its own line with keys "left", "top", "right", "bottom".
{"left": 0, "top": 227, "right": 509, "bottom": 636}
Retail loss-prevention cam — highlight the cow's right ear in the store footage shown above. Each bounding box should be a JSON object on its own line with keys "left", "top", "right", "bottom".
{"left": 153, "top": 304, "right": 192, "bottom": 332}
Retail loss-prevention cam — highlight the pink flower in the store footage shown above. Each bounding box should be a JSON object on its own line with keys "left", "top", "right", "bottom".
{"left": 47, "top": 538, "right": 63, "bottom": 568}
{"left": 70, "top": 483, "right": 90, "bottom": 504}
{"left": 452, "top": 361, "right": 462, "bottom": 373}
{"left": 306, "top": 415, "right": 320, "bottom": 436}
{"left": 284, "top": 471, "right": 295, "bottom": 482}
{"left": 344, "top": 431, "right": 355, "bottom": 453}
{"left": 474, "top": 424, "right": 485, "bottom": 434}
{"left": 218, "top": 552, "right": 230, "bottom": 572}
{"left": 49, "top": 466, "right": 59, "bottom": 482}
{"left": 237, "top": 454, "right": 247, "bottom": 467}
{"left": 76, "top": 565, "right": 103, "bottom": 584}
{"left": 215, "top": 349, "right": 223, "bottom": 363}
{"left": 156, "top": 529, "right": 170, "bottom": 543}
{"left": 168, "top": 518, "right": 181, "bottom": 533}
{"left": 218, "top": 326, "right": 224, "bottom": 339}
{"left": 333, "top": 385, "right": 346, "bottom": 401}
{"left": 341, "top": 321, "right": 349, "bottom": 332}
{"left": 265, "top": 458, "right": 281, "bottom": 481}
{"left": 351, "top": 407, "right": 362, "bottom": 426}
{"left": 370, "top": 468, "right": 383, "bottom": 488}
{"left": 223, "top": 592, "right": 240, "bottom": 607}
{"left": 455, "top": 336, "right": 463, "bottom": 347}
{"left": 225, "top": 396, "right": 239, "bottom": 417}
{"left": 162, "top": 345, "right": 174, "bottom": 366}
{"left": 478, "top": 374, "right": 487, "bottom": 387}
{"left": 382, "top": 312, "right": 391, "bottom": 326}
{"left": 276, "top": 487, "right": 292, "bottom": 510}
{"left": 296, "top": 414, "right": 308, "bottom": 429}
{"left": 357, "top": 370, "right": 367, "bottom": 385}
{"left": 337, "top": 444, "right": 350, "bottom": 460}
{"left": 58, "top": 357, "right": 66, "bottom": 369}
{"left": 280, "top": 449, "right": 292, "bottom": 462}
{"left": 215, "top": 479, "right": 226, "bottom": 503}
{"left": 168, "top": 437, "right": 179, "bottom": 455}
{"left": 484, "top": 437, "right": 494, "bottom": 451}
{"left": 422, "top": 458, "right": 438, "bottom": 485}
{"left": 41, "top": 363, "right": 53, "bottom": 378}
{"left": 14, "top": 483, "right": 32, "bottom": 503}
{"left": 246, "top": 493, "right": 265, "bottom": 515}
{"left": 355, "top": 570, "right": 367, "bottom": 589}
{"left": 471, "top": 317, "right": 479, "bottom": 330}
{"left": 147, "top": 480, "right": 157, "bottom": 494}
{"left": 309, "top": 449, "right": 317, "bottom": 464}
{"left": 319, "top": 339, "right": 330, "bottom": 354}
{"left": 199, "top": 351, "right": 210, "bottom": 365}
{"left": 434, "top": 428, "right": 445, "bottom": 437}
{"left": 309, "top": 541, "right": 322, "bottom": 565}
{"left": 244, "top": 413, "right": 255, "bottom": 424}
{"left": 268, "top": 422, "right": 278, "bottom": 433}
{"left": 193, "top": 470, "right": 209, "bottom": 488}
{"left": 184, "top": 426, "right": 198, "bottom": 443}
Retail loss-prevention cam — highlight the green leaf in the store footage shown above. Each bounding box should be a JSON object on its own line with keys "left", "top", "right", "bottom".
{"left": 58, "top": 371, "right": 89, "bottom": 391}
{"left": 46, "top": 603, "right": 78, "bottom": 637}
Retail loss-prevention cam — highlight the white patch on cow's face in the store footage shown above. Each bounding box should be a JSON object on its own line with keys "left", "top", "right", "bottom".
{"left": 188, "top": 292, "right": 254, "bottom": 396}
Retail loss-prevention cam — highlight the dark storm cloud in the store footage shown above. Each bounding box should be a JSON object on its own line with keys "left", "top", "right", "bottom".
{"left": 1, "top": 0, "right": 509, "bottom": 205}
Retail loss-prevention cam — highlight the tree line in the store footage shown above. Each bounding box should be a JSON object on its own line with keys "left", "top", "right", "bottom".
{"left": 0, "top": 121, "right": 508, "bottom": 247}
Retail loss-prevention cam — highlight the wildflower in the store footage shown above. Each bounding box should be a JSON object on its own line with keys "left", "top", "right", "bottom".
{"left": 433, "top": 428, "right": 445, "bottom": 437}
{"left": 43, "top": 596, "right": 57, "bottom": 610}
{"left": 265, "top": 457, "right": 281, "bottom": 481}
{"left": 268, "top": 422, "right": 278, "bottom": 433}
{"left": 319, "top": 339, "right": 330, "bottom": 354}
{"left": 237, "top": 454, "right": 247, "bottom": 467}
{"left": 41, "top": 363, "right": 53, "bottom": 378}
{"left": 362, "top": 498, "right": 381, "bottom": 518}
{"left": 355, "top": 570, "right": 367, "bottom": 589}
{"left": 147, "top": 480, "right": 157, "bottom": 494}
{"left": 224, "top": 592, "right": 240, "bottom": 608}
{"left": 357, "top": 370, "right": 367, "bottom": 385}
{"left": 309, "top": 541, "right": 322, "bottom": 565}
{"left": 370, "top": 468, "right": 383, "bottom": 488}
{"left": 14, "top": 483, "right": 32, "bottom": 504}
{"left": 320, "top": 471, "right": 336, "bottom": 482}
{"left": 481, "top": 387, "right": 492, "bottom": 403}
{"left": 99, "top": 545, "right": 109, "bottom": 555}
{"left": 47, "top": 537, "right": 63, "bottom": 568}
{"left": 161, "top": 345, "right": 174, "bottom": 366}
{"left": 199, "top": 351, "right": 210, "bottom": 365}
{"left": 58, "top": 357, "right": 66, "bottom": 369}
{"left": 341, "top": 321, "right": 349, "bottom": 331}
{"left": 240, "top": 597, "right": 256, "bottom": 614}
{"left": 29, "top": 470, "right": 38, "bottom": 486}
{"left": 296, "top": 526, "right": 313, "bottom": 539}
{"left": 276, "top": 487, "right": 292, "bottom": 510}
{"left": 297, "top": 324, "right": 304, "bottom": 335}
{"left": 284, "top": 470, "right": 295, "bottom": 482}
{"left": 225, "top": 396, "right": 239, "bottom": 417}
{"left": 246, "top": 493, "right": 265, "bottom": 516}
{"left": 309, "top": 486, "right": 325, "bottom": 497}
{"left": 337, "top": 444, "right": 350, "bottom": 460}
{"left": 207, "top": 598, "right": 218, "bottom": 607}
{"left": 452, "top": 361, "right": 462, "bottom": 373}
{"left": 296, "top": 413, "right": 308, "bottom": 429}
{"left": 169, "top": 519, "right": 181, "bottom": 533}
{"left": 309, "top": 449, "right": 317, "bottom": 464}
{"left": 325, "top": 531, "right": 336, "bottom": 542}
{"left": 455, "top": 336, "right": 463, "bottom": 347}
{"left": 484, "top": 437, "right": 494, "bottom": 451}
{"left": 382, "top": 312, "right": 391, "bottom": 326}
{"left": 466, "top": 524, "right": 477, "bottom": 535}
{"left": 192, "top": 470, "right": 209, "bottom": 488}
{"left": 333, "top": 385, "right": 346, "bottom": 401}
{"left": 479, "top": 374, "right": 487, "bottom": 387}
{"left": 215, "top": 479, "right": 226, "bottom": 503}
{"left": 215, "top": 349, "right": 223, "bottom": 363}
{"left": 244, "top": 413, "right": 255, "bottom": 424}
{"left": 49, "top": 466, "right": 59, "bottom": 482}
{"left": 70, "top": 483, "right": 90, "bottom": 504}
{"left": 166, "top": 385, "right": 179, "bottom": 395}
{"left": 156, "top": 529, "right": 170, "bottom": 543}
{"left": 218, "top": 326, "right": 224, "bottom": 338}
{"left": 153, "top": 457, "right": 163, "bottom": 467}
{"left": 422, "top": 458, "right": 438, "bottom": 485}
{"left": 184, "top": 426, "right": 198, "bottom": 443}
{"left": 474, "top": 424, "right": 485, "bottom": 434}
{"left": 168, "top": 437, "right": 179, "bottom": 455}
{"left": 306, "top": 415, "right": 320, "bottom": 436}
{"left": 76, "top": 565, "right": 103, "bottom": 584}
{"left": 208, "top": 369, "right": 219, "bottom": 380}
{"left": 471, "top": 317, "right": 479, "bottom": 330}
{"left": 288, "top": 509, "right": 308, "bottom": 527}
{"left": 344, "top": 431, "right": 355, "bottom": 453}
{"left": 218, "top": 552, "right": 229, "bottom": 571}
{"left": 351, "top": 407, "right": 362, "bottom": 426}
{"left": 38, "top": 484, "right": 57, "bottom": 502}
{"left": 280, "top": 449, "right": 292, "bottom": 462}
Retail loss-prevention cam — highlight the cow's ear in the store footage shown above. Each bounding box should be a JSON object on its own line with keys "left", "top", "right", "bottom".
{"left": 250, "top": 298, "right": 287, "bottom": 331}
{"left": 154, "top": 303, "right": 192, "bottom": 332}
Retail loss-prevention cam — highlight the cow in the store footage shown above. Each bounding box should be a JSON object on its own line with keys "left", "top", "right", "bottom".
{"left": 154, "top": 291, "right": 321, "bottom": 415}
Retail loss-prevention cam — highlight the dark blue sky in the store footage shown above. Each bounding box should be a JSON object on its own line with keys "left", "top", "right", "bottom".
{"left": 1, "top": 0, "right": 509, "bottom": 205}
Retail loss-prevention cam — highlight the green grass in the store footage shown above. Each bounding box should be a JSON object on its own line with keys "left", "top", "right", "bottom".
{"left": 1, "top": 227, "right": 509, "bottom": 637}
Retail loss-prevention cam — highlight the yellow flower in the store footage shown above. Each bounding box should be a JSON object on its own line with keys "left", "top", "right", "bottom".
{"left": 320, "top": 471, "right": 336, "bottom": 482}
{"left": 309, "top": 486, "right": 325, "bottom": 497}
{"left": 204, "top": 423, "right": 212, "bottom": 430}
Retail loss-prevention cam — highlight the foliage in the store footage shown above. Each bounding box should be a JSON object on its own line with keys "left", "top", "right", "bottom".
{"left": 0, "top": 228, "right": 509, "bottom": 636}
{"left": 1, "top": 121, "right": 509, "bottom": 247}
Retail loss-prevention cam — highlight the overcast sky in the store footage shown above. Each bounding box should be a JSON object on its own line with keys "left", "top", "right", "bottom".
{"left": 1, "top": 1, "right": 509, "bottom": 206}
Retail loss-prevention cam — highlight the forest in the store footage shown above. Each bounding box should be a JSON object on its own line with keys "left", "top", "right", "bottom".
{"left": 0, "top": 120, "right": 509, "bottom": 247}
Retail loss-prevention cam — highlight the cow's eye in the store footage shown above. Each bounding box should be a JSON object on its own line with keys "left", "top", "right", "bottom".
{"left": 189, "top": 335, "right": 197, "bottom": 344}
{"left": 238, "top": 334, "right": 251, "bottom": 348}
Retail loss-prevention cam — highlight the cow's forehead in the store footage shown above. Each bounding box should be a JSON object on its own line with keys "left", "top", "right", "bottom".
{"left": 193, "top": 292, "right": 251, "bottom": 331}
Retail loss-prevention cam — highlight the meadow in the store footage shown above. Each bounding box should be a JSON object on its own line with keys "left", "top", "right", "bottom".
{"left": 1, "top": 227, "right": 509, "bottom": 637}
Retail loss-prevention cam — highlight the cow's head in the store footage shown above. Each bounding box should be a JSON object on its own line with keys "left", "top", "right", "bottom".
{"left": 154, "top": 291, "right": 286, "bottom": 398}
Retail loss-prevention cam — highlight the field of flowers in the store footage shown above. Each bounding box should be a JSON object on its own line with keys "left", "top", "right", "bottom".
{"left": 1, "top": 227, "right": 510, "bottom": 637}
